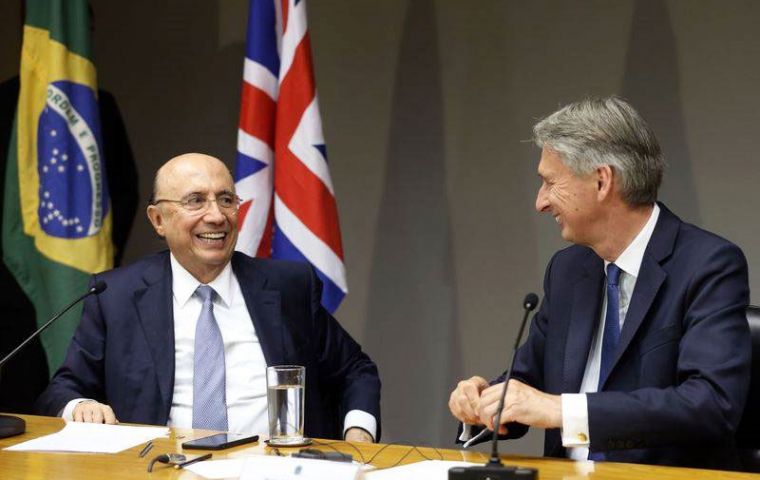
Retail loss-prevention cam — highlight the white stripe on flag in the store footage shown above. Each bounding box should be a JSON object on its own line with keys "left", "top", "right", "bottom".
{"left": 288, "top": 98, "right": 334, "bottom": 194}
{"left": 235, "top": 168, "right": 273, "bottom": 255}
{"left": 278, "top": 0, "right": 308, "bottom": 83}
{"left": 274, "top": 194, "right": 347, "bottom": 293}
{"left": 244, "top": 58, "right": 278, "bottom": 101}
{"left": 238, "top": 128, "right": 274, "bottom": 166}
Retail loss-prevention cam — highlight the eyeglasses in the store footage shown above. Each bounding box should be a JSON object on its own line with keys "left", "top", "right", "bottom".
{"left": 147, "top": 452, "right": 212, "bottom": 472}
{"left": 151, "top": 193, "right": 241, "bottom": 213}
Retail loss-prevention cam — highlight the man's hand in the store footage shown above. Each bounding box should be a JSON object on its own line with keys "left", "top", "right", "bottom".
{"left": 72, "top": 400, "right": 118, "bottom": 424}
{"left": 449, "top": 375, "right": 490, "bottom": 425}
{"left": 478, "top": 379, "right": 561, "bottom": 432}
{"left": 344, "top": 427, "right": 374, "bottom": 443}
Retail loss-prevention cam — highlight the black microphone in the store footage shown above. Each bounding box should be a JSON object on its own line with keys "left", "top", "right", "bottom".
{"left": 0, "top": 281, "right": 107, "bottom": 439}
{"left": 449, "top": 293, "right": 539, "bottom": 480}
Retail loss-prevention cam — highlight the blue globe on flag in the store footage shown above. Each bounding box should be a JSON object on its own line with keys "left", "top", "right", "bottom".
{"left": 36, "top": 80, "right": 109, "bottom": 239}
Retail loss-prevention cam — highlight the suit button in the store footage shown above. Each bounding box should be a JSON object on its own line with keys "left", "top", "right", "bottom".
{"left": 577, "top": 433, "right": 588, "bottom": 442}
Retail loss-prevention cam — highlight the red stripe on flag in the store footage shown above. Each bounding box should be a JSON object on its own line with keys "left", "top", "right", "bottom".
{"left": 281, "top": 0, "right": 289, "bottom": 35}
{"left": 237, "top": 199, "right": 253, "bottom": 231}
{"left": 274, "top": 34, "right": 315, "bottom": 153}
{"left": 239, "top": 81, "right": 277, "bottom": 147}
{"left": 276, "top": 149, "right": 344, "bottom": 258}
{"left": 256, "top": 204, "right": 275, "bottom": 257}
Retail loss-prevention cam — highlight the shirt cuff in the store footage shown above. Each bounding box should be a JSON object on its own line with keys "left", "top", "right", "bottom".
{"left": 561, "top": 393, "right": 590, "bottom": 447}
{"left": 61, "top": 398, "right": 91, "bottom": 420}
{"left": 343, "top": 409, "right": 377, "bottom": 442}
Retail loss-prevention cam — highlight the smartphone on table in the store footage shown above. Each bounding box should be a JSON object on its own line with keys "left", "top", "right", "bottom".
{"left": 182, "top": 432, "right": 260, "bottom": 450}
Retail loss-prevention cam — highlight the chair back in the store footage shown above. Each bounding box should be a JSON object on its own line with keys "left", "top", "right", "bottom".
{"left": 737, "top": 305, "right": 760, "bottom": 472}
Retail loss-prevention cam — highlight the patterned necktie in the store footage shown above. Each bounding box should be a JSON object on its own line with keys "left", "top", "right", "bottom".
{"left": 599, "top": 263, "right": 622, "bottom": 388}
{"left": 192, "top": 285, "right": 228, "bottom": 431}
{"left": 589, "top": 263, "right": 622, "bottom": 461}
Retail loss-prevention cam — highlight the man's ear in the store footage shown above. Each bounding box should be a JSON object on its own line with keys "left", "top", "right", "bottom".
{"left": 146, "top": 205, "right": 165, "bottom": 237}
{"left": 596, "top": 165, "right": 614, "bottom": 201}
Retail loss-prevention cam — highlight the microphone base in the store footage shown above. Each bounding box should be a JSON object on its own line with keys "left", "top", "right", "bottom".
{"left": 0, "top": 415, "right": 26, "bottom": 438}
{"left": 448, "top": 465, "right": 538, "bottom": 480}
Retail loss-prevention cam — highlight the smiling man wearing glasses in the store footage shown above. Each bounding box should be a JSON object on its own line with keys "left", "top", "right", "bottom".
{"left": 36, "top": 153, "right": 381, "bottom": 444}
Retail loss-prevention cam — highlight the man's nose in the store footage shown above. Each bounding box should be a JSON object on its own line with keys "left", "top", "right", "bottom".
{"left": 535, "top": 184, "right": 549, "bottom": 212}
{"left": 202, "top": 198, "right": 226, "bottom": 221}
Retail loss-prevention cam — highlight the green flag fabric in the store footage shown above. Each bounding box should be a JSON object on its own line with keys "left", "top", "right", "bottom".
{"left": 2, "top": 0, "right": 113, "bottom": 374}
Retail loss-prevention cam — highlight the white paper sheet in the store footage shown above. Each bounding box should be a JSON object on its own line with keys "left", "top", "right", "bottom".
{"left": 185, "top": 457, "right": 373, "bottom": 479}
{"left": 184, "top": 459, "right": 246, "bottom": 479}
{"left": 3, "top": 421, "right": 169, "bottom": 454}
{"left": 363, "top": 460, "right": 480, "bottom": 479}
{"left": 240, "top": 455, "right": 360, "bottom": 480}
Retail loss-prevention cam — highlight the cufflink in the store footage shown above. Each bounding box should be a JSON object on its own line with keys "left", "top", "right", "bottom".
{"left": 576, "top": 432, "right": 588, "bottom": 442}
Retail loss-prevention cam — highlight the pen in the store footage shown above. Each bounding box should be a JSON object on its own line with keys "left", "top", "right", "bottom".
{"left": 463, "top": 428, "right": 490, "bottom": 449}
{"left": 175, "top": 452, "right": 212, "bottom": 469}
{"left": 138, "top": 441, "right": 154, "bottom": 458}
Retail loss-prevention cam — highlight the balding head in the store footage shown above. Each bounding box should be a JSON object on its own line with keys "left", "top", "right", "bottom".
{"left": 152, "top": 153, "right": 234, "bottom": 203}
{"left": 147, "top": 153, "right": 239, "bottom": 283}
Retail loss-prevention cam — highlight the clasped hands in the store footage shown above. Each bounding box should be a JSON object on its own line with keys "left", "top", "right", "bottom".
{"left": 448, "top": 376, "right": 563, "bottom": 433}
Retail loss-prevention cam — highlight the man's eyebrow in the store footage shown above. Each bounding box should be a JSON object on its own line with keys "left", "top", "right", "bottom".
{"left": 181, "top": 191, "right": 204, "bottom": 197}
{"left": 178, "top": 189, "right": 234, "bottom": 197}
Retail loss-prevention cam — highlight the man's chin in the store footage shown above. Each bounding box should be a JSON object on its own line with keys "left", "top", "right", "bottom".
{"left": 194, "top": 248, "right": 234, "bottom": 265}
{"left": 559, "top": 228, "right": 574, "bottom": 243}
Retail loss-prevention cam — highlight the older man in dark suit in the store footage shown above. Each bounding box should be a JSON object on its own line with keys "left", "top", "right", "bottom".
{"left": 37, "top": 153, "right": 380, "bottom": 443}
{"left": 449, "top": 97, "right": 750, "bottom": 469}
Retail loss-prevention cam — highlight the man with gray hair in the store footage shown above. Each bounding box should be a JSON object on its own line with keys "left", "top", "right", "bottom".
{"left": 449, "top": 96, "right": 750, "bottom": 469}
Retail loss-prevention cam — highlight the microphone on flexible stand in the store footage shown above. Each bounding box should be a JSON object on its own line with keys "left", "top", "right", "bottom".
{"left": 0, "top": 281, "right": 108, "bottom": 438}
{"left": 449, "top": 293, "right": 540, "bottom": 480}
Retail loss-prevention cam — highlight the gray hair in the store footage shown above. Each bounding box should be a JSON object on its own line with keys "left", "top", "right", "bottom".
{"left": 533, "top": 96, "right": 663, "bottom": 206}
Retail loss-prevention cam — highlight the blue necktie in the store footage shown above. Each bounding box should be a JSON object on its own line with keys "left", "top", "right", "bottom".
{"left": 599, "top": 263, "right": 622, "bottom": 388}
{"left": 192, "top": 285, "right": 229, "bottom": 431}
{"left": 589, "top": 263, "right": 622, "bottom": 461}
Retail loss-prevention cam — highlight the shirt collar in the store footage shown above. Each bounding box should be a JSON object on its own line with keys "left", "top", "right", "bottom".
{"left": 170, "top": 253, "right": 234, "bottom": 308}
{"left": 604, "top": 203, "right": 660, "bottom": 279}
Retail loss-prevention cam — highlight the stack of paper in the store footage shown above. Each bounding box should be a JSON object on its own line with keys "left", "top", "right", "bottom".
{"left": 4, "top": 421, "right": 169, "bottom": 454}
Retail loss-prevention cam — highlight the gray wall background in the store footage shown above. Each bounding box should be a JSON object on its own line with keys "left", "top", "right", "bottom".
{"left": 3, "top": 0, "right": 760, "bottom": 456}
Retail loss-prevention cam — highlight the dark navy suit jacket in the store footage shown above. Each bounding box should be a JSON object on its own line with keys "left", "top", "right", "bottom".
{"left": 36, "top": 251, "right": 381, "bottom": 440}
{"left": 472, "top": 204, "right": 750, "bottom": 470}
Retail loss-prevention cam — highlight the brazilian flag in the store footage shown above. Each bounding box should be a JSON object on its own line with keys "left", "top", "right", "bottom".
{"left": 2, "top": 0, "right": 113, "bottom": 374}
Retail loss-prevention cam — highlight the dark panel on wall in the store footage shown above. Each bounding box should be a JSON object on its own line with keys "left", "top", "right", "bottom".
{"left": 364, "top": 0, "right": 463, "bottom": 446}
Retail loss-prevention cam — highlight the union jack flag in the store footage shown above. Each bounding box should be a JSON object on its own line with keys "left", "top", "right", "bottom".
{"left": 234, "top": 0, "right": 347, "bottom": 312}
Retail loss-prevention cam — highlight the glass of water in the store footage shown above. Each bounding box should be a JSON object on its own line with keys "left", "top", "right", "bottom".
{"left": 266, "top": 365, "right": 306, "bottom": 445}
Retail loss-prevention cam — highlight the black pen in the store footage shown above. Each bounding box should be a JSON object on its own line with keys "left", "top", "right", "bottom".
{"left": 175, "top": 452, "right": 212, "bottom": 469}
{"left": 138, "top": 441, "right": 154, "bottom": 458}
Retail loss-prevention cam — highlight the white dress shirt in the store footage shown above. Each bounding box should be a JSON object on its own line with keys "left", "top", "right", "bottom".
{"left": 167, "top": 254, "right": 268, "bottom": 434}
{"left": 63, "top": 254, "right": 377, "bottom": 440}
{"left": 561, "top": 204, "right": 660, "bottom": 460}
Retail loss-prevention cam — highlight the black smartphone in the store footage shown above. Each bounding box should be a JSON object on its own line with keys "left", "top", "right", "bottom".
{"left": 182, "top": 432, "right": 260, "bottom": 450}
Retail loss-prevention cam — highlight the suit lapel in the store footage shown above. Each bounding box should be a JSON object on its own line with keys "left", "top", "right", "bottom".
{"left": 134, "top": 253, "right": 175, "bottom": 415}
{"left": 563, "top": 251, "right": 604, "bottom": 392}
{"left": 232, "top": 253, "right": 286, "bottom": 366}
{"left": 601, "top": 203, "right": 678, "bottom": 389}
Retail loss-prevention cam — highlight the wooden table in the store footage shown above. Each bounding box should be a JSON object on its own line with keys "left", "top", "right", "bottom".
{"left": 0, "top": 414, "right": 756, "bottom": 479}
